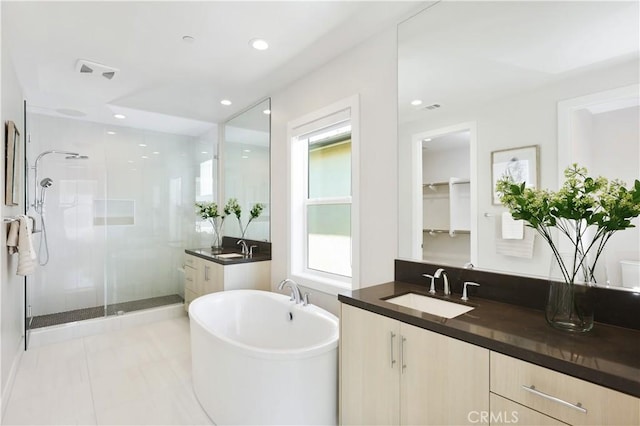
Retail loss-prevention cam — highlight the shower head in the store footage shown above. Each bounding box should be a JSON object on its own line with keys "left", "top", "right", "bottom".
{"left": 65, "top": 154, "right": 89, "bottom": 160}
{"left": 40, "top": 178, "right": 53, "bottom": 188}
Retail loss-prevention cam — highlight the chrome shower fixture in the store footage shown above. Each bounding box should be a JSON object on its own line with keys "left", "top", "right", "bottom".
{"left": 29, "top": 150, "right": 90, "bottom": 213}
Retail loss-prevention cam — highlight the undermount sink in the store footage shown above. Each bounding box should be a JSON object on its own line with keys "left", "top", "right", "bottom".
{"left": 384, "top": 293, "right": 474, "bottom": 319}
{"left": 215, "top": 253, "right": 244, "bottom": 259}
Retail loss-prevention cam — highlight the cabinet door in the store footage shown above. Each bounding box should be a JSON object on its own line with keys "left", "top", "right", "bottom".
{"left": 490, "top": 393, "right": 567, "bottom": 426}
{"left": 400, "top": 322, "right": 489, "bottom": 425}
{"left": 198, "top": 258, "right": 222, "bottom": 295}
{"left": 340, "top": 304, "right": 400, "bottom": 425}
{"left": 224, "top": 261, "right": 271, "bottom": 291}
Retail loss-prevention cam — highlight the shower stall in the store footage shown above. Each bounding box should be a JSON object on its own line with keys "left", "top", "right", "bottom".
{"left": 24, "top": 111, "right": 216, "bottom": 338}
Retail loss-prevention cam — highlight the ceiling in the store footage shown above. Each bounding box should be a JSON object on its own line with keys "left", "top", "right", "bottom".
{"left": 2, "top": 1, "right": 424, "bottom": 136}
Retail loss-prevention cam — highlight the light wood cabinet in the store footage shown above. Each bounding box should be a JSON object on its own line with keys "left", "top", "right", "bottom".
{"left": 183, "top": 253, "right": 270, "bottom": 312}
{"left": 490, "top": 393, "right": 568, "bottom": 426}
{"left": 340, "top": 303, "right": 489, "bottom": 425}
{"left": 490, "top": 351, "right": 640, "bottom": 426}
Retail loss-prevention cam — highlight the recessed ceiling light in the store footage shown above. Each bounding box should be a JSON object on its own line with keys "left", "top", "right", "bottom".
{"left": 220, "top": 99, "right": 232, "bottom": 106}
{"left": 153, "top": 151, "right": 159, "bottom": 155}
{"left": 138, "top": 143, "right": 147, "bottom": 147}
{"left": 107, "top": 131, "right": 116, "bottom": 135}
{"left": 263, "top": 109, "right": 271, "bottom": 115}
{"left": 422, "top": 138, "right": 432, "bottom": 142}
{"left": 141, "top": 156, "right": 149, "bottom": 159}
{"left": 182, "top": 35, "right": 195, "bottom": 43}
{"left": 241, "top": 155, "right": 249, "bottom": 159}
{"left": 127, "top": 160, "right": 134, "bottom": 164}
{"left": 410, "top": 100, "right": 423, "bottom": 106}
{"left": 243, "top": 149, "right": 251, "bottom": 153}
{"left": 201, "top": 151, "right": 208, "bottom": 154}
{"left": 113, "top": 113, "right": 126, "bottom": 119}
{"left": 249, "top": 38, "right": 269, "bottom": 50}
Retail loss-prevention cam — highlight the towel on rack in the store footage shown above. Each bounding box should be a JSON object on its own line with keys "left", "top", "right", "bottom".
{"left": 7, "top": 219, "right": 19, "bottom": 254}
{"left": 9, "top": 215, "right": 37, "bottom": 276}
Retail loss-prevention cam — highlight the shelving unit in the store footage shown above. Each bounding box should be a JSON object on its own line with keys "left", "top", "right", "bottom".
{"left": 422, "top": 177, "right": 471, "bottom": 264}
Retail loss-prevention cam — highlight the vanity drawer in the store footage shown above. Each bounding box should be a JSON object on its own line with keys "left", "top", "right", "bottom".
{"left": 184, "top": 254, "right": 197, "bottom": 268}
{"left": 184, "top": 264, "right": 197, "bottom": 292}
{"left": 490, "top": 351, "right": 639, "bottom": 425}
{"left": 490, "top": 393, "right": 567, "bottom": 425}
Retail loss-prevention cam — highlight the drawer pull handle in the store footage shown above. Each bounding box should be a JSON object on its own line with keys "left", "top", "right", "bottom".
{"left": 390, "top": 332, "right": 396, "bottom": 368}
{"left": 400, "top": 336, "right": 407, "bottom": 373}
{"left": 521, "top": 385, "right": 587, "bottom": 414}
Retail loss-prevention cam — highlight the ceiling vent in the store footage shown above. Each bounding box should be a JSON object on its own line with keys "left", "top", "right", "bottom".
{"left": 422, "top": 103, "right": 441, "bottom": 111}
{"left": 75, "top": 59, "right": 119, "bottom": 80}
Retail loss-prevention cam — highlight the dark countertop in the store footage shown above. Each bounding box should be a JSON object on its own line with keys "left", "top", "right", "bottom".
{"left": 339, "top": 281, "right": 640, "bottom": 398}
{"left": 185, "top": 248, "right": 271, "bottom": 265}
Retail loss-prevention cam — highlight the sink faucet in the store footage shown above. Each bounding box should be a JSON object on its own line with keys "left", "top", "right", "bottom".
{"left": 278, "top": 278, "right": 302, "bottom": 304}
{"left": 434, "top": 268, "right": 450, "bottom": 296}
{"left": 237, "top": 239, "right": 248, "bottom": 255}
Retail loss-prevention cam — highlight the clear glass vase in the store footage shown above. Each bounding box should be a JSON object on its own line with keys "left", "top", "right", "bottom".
{"left": 209, "top": 218, "right": 223, "bottom": 253}
{"left": 545, "top": 252, "right": 603, "bottom": 332}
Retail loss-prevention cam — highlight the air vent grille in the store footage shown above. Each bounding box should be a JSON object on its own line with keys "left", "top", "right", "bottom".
{"left": 75, "top": 59, "right": 119, "bottom": 80}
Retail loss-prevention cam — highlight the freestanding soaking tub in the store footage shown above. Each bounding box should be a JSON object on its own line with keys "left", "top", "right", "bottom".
{"left": 189, "top": 289, "right": 339, "bottom": 425}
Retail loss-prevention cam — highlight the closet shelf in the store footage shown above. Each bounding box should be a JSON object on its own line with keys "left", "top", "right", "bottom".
{"left": 423, "top": 228, "right": 471, "bottom": 235}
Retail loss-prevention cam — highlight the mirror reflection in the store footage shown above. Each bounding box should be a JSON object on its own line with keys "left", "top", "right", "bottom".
{"left": 223, "top": 98, "right": 271, "bottom": 241}
{"left": 398, "top": 1, "right": 639, "bottom": 289}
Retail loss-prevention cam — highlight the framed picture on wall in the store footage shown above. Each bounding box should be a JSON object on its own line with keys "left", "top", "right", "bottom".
{"left": 491, "top": 145, "right": 539, "bottom": 205}
{"left": 5, "top": 120, "right": 20, "bottom": 206}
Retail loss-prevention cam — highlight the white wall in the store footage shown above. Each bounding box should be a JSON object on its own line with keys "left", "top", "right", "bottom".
{"left": 271, "top": 28, "right": 398, "bottom": 315}
{"left": 399, "top": 58, "right": 639, "bottom": 279}
{"left": 1, "top": 13, "right": 26, "bottom": 413}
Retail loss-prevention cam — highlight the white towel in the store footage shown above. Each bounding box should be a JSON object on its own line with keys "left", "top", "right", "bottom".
{"left": 7, "top": 220, "right": 19, "bottom": 254}
{"left": 501, "top": 211, "right": 524, "bottom": 240}
{"left": 15, "top": 215, "right": 37, "bottom": 276}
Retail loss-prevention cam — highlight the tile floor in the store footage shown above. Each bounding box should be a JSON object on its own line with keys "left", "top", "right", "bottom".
{"left": 2, "top": 316, "right": 213, "bottom": 425}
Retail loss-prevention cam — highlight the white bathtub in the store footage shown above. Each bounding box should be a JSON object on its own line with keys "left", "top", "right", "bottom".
{"left": 189, "top": 289, "right": 339, "bottom": 425}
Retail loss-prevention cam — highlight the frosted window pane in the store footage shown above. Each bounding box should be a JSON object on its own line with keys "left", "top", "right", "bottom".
{"left": 307, "top": 204, "right": 351, "bottom": 277}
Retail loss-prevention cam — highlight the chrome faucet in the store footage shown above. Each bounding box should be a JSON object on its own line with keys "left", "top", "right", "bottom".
{"left": 422, "top": 274, "right": 435, "bottom": 294}
{"left": 237, "top": 239, "right": 248, "bottom": 255}
{"left": 278, "top": 278, "right": 302, "bottom": 304}
{"left": 434, "top": 268, "right": 450, "bottom": 295}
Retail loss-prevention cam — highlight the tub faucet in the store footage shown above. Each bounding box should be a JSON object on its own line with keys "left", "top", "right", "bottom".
{"left": 434, "top": 268, "right": 450, "bottom": 296}
{"left": 278, "top": 278, "right": 302, "bottom": 304}
{"left": 237, "top": 239, "right": 248, "bottom": 255}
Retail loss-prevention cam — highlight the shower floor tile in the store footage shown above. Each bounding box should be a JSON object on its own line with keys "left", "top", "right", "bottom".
{"left": 29, "top": 294, "right": 184, "bottom": 329}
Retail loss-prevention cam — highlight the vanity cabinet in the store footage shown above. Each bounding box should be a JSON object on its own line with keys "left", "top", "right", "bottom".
{"left": 490, "top": 352, "right": 640, "bottom": 426}
{"left": 340, "top": 303, "right": 489, "bottom": 425}
{"left": 183, "top": 253, "right": 270, "bottom": 312}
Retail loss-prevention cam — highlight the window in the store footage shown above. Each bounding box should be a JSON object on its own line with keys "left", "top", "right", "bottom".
{"left": 289, "top": 96, "right": 359, "bottom": 292}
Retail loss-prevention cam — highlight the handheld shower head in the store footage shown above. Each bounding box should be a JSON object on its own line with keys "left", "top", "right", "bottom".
{"left": 40, "top": 178, "right": 53, "bottom": 188}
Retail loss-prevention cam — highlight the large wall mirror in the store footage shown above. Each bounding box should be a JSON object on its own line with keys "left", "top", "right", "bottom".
{"left": 223, "top": 98, "right": 271, "bottom": 241}
{"left": 398, "top": 1, "right": 639, "bottom": 290}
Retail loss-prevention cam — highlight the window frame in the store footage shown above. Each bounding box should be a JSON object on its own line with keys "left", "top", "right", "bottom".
{"left": 287, "top": 95, "right": 360, "bottom": 295}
